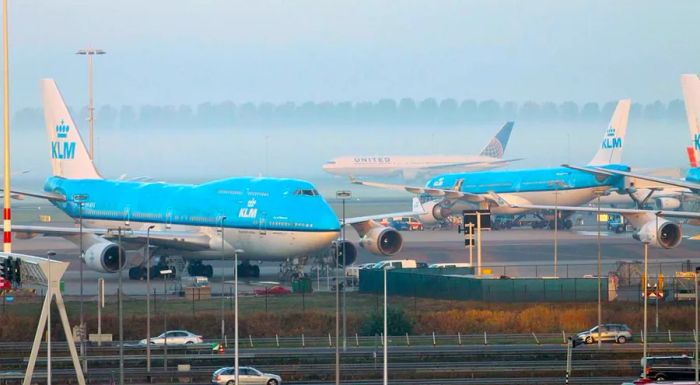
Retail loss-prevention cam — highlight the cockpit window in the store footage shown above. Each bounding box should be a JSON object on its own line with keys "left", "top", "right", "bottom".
{"left": 294, "top": 189, "right": 319, "bottom": 196}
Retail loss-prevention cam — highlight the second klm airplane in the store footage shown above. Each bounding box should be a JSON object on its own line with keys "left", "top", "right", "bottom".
{"left": 8, "top": 79, "right": 422, "bottom": 279}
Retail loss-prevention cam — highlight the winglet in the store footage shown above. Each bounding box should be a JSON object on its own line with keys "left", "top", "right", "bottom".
{"left": 480, "top": 121, "right": 515, "bottom": 158}
{"left": 588, "top": 99, "right": 631, "bottom": 166}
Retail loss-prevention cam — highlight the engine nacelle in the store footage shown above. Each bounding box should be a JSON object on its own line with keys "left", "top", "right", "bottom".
{"left": 633, "top": 219, "right": 682, "bottom": 249}
{"left": 331, "top": 240, "right": 357, "bottom": 267}
{"left": 84, "top": 242, "right": 125, "bottom": 273}
{"left": 419, "top": 200, "right": 450, "bottom": 224}
{"left": 359, "top": 226, "right": 403, "bottom": 256}
{"left": 655, "top": 197, "right": 681, "bottom": 210}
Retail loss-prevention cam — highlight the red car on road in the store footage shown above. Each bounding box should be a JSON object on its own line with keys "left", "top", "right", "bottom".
{"left": 254, "top": 286, "right": 291, "bottom": 296}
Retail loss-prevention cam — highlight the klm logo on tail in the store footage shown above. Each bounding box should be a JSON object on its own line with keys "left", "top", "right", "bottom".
{"left": 51, "top": 120, "right": 76, "bottom": 159}
{"left": 601, "top": 126, "right": 622, "bottom": 149}
{"left": 694, "top": 133, "right": 700, "bottom": 151}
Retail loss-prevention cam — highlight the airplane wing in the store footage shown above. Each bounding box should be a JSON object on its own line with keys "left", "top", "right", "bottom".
{"left": 564, "top": 164, "right": 700, "bottom": 192}
{"left": 0, "top": 188, "right": 66, "bottom": 201}
{"left": 10, "top": 225, "right": 213, "bottom": 251}
{"left": 350, "top": 178, "right": 485, "bottom": 202}
{"left": 503, "top": 202, "right": 700, "bottom": 220}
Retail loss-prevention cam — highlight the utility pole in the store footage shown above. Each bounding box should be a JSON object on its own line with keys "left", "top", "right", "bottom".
{"left": 75, "top": 48, "right": 106, "bottom": 160}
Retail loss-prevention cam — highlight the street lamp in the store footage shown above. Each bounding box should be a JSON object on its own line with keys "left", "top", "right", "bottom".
{"left": 550, "top": 180, "right": 566, "bottom": 278}
{"left": 596, "top": 193, "right": 602, "bottom": 348}
{"left": 160, "top": 268, "right": 172, "bottom": 371}
{"left": 117, "top": 228, "right": 124, "bottom": 385}
{"left": 335, "top": 190, "right": 351, "bottom": 383}
{"left": 220, "top": 216, "right": 227, "bottom": 345}
{"left": 73, "top": 194, "right": 88, "bottom": 375}
{"left": 75, "top": 48, "right": 106, "bottom": 160}
{"left": 642, "top": 239, "right": 649, "bottom": 377}
{"left": 695, "top": 265, "right": 699, "bottom": 385}
{"left": 233, "top": 248, "right": 244, "bottom": 385}
{"left": 383, "top": 265, "right": 388, "bottom": 385}
{"left": 145, "top": 224, "right": 155, "bottom": 378}
{"left": 47, "top": 251, "right": 56, "bottom": 385}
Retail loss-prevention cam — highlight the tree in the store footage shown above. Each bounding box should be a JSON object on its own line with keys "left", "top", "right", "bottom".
{"left": 559, "top": 101, "right": 579, "bottom": 121}
{"left": 667, "top": 99, "right": 685, "bottom": 122}
{"left": 580, "top": 102, "right": 600, "bottom": 121}
{"left": 360, "top": 307, "right": 413, "bottom": 336}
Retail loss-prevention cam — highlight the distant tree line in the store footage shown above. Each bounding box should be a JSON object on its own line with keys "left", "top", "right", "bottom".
{"left": 13, "top": 98, "right": 686, "bottom": 130}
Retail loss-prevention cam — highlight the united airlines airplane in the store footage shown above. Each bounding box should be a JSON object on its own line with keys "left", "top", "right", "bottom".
{"left": 6, "top": 79, "right": 422, "bottom": 280}
{"left": 350, "top": 100, "right": 689, "bottom": 249}
{"left": 322, "top": 121, "right": 517, "bottom": 180}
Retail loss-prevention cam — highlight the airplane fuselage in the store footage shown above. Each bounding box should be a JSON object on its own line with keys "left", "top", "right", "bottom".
{"left": 323, "top": 155, "right": 505, "bottom": 179}
{"left": 43, "top": 176, "right": 340, "bottom": 260}
{"left": 425, "top": 165, "right": 629, "bottom": 214}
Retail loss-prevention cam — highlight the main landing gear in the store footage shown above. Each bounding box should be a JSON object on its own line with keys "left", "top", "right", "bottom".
{"left": 187, "top": 260, "right": 214, "bottom": 278}
{"left": 128, "top": 257, "right": 178, "bottom": 280}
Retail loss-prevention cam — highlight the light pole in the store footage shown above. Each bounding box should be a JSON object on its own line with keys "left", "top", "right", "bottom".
{"left": 220, "top": 216, "right": 227, "bottom": 345}
{"left": 73, "top": 194, "right": 88, "bottom": 375}
{"left": 383, "top": 265, "right": 388, "bottom": 385}
{"left": 75, "top": 48, "right": 106, "bottom": 160}
{"left": 695, "top": 266, "right": 699, "bottom": 385}
{"left": 47, "top": 251, "right": 55, "bottom": 385}
{"left": 160, "top": 268, "right": 172, "bottom": 372}
{"left": 551, "top": 181, "right": 565, "bottom": 277}
{"left": 596, "top": 193, "right": 602, "bottom": 348}
{"left": 643, "top": 240, "right": 649, "bottom": 376}
{"left": 117, "top": 228, "right": 124, "bottom": 385}
{"left": 234, "top": 248, "right": 244, "bottom": 385}
{"left": 145, "top": 225, "right": 155, "bottom": 378}
{"left": 335, "top": 190, "right": 351, "bottom": 383}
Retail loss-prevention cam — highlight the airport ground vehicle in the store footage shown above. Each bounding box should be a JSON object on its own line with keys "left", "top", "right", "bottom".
{"left": 575, "top": 323, "right": 632, "bottom": 344}
{"left": 607, "top": 214, "right": 628, "bottom": 233}
{"left": 640, "top": 355, "right": 695, "bottom": 382}
{"left": 139, "top": 330, "right": 203, "bottom": 346}
{"left": 372, "top": 259, "right": 418, "bottom": 269}
{"left": 254, "top": 286, "right": 291, "bottom": 296}
{"left": 0, "top": 277, "right": 10, "bottom": 291}
{"left": 429, "top": 263, "right": 472, "bottom": 268}
{"left": 212, "top": 366, "right": 282, "bottom": 385}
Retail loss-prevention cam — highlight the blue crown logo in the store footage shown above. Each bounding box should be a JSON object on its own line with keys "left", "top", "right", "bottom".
{"left": 55, "top": 120, "right": 69, "bottom": 139}
{"left": 606, "top": 126, "right": 616, "bottom": 137}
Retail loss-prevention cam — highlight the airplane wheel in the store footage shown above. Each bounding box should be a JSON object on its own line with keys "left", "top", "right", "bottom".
{"left": 128, "top": 266, "right": 145, "bottom": 280}
{"left": 205, "top": 265, "right": 214, "bottom": 278}
{"left": 252, "top": 265, "right": 260, "bottom": 278}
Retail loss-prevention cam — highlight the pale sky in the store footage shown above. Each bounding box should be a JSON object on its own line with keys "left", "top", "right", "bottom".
{"left": 8, "top": 0, "right": 700, "bottom": 109}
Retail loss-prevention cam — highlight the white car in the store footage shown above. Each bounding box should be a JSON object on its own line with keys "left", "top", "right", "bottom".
{"left": 139, "top": 330, "right": 203, "bottom": 346}
{"left": 212, "top": 366, "right": 282, "bottom": 385}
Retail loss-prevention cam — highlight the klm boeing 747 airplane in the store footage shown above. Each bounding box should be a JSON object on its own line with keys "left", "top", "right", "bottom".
{"left": 7, "top": 79, "right": 421, "bottom": 280}
{"left": 352, "top": 98, "right": 686, "bottom": 249}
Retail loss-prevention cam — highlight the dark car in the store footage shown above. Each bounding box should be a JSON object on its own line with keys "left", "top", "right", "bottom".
{"left": 643, "top": 355, "right": 694, "bottom": 382}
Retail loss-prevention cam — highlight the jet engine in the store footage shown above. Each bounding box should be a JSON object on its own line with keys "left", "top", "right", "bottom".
{"left": 632, "top": 219, "right": 682, "bottom": 249}
{"left": 419, "top": 200, "right": 451, "bottom": 224}
{"left": 331, "top": 240, "right": 357, "bottom": 267}
{"left": 359, "top": 226, "right": 403, "bottom": 256}
{"left": 83, "top": 242, "right": 125, "bottom": 273}
{"left": 655, "top": 197, "right": 681, "bottom": 210}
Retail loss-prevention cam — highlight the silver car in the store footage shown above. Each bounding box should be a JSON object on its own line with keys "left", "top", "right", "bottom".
{"left": 575, "top": 323, "right": 632, "bottom": 344}
{"left": 212, "top": 367, "right": 281, "bottom": 385}
{"left": 139, "top": 330, "right": 203, "bottom": 346}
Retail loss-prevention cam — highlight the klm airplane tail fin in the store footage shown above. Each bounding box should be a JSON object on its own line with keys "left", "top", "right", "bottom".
{"left": 41, "top": 79, "right": 101, "bottom": 179}
{"left": 479, "top": 121, "right": 514, "bottom": 158}
{"left": 682, "top": 74, "right": 700, "bottom": 164}
{"left": 588, "top": 99, "right": 631, "bottom": 166}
